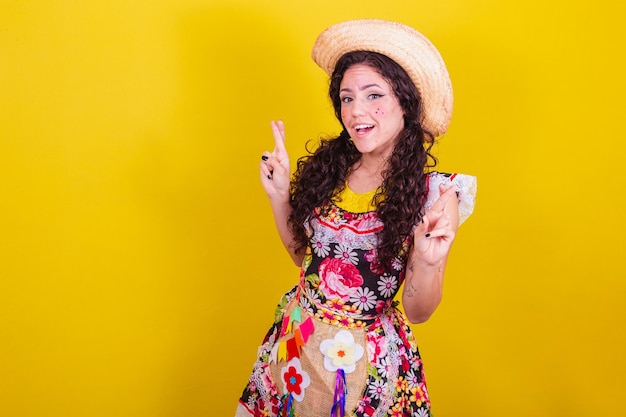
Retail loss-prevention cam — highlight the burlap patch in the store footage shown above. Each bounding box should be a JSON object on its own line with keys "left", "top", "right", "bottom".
{"left": 269, "top": 302, "right": 368, "bottom": 416}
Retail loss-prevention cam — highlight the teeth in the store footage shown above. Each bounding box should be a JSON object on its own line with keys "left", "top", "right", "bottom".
{"left": 355, "top": 124, "right": 373, "bottom": 130}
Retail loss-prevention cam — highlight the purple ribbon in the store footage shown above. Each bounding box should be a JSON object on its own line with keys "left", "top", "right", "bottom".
{"left": 331, "top": 369, "right": 347, "bottom": 417}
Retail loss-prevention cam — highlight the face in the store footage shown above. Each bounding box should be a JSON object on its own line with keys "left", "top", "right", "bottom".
{"left": 339, "top": 64, "right": 405, "bottom": 159}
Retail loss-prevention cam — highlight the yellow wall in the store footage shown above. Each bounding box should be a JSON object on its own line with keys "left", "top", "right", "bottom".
{"left": 1, "top": 1, "right": 624, "bottom": 416}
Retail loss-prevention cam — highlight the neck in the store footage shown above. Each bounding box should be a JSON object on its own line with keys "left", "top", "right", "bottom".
{"left": 356, "top": 153, "right": 388, "bottom": 176}
{"left": 349, "top": 155, "right": 388, "bottom": 193}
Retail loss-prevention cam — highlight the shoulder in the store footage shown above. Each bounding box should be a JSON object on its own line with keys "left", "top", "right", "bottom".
{"left": 425, "top": 171, "right": 477, "bottom": 225}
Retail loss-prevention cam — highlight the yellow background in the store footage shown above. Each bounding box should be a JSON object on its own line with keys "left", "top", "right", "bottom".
{"left": 1, "top": 0, "right": 624, "bottom": 416}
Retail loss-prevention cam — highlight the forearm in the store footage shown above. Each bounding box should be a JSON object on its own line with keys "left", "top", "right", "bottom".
{"left": 268, "top": 196, "right": 304, "bottom": 267}
{"left": 402, "top": 253, "right": 447, "bottom": 324}
{"left": 402, "top": 184, "right": 459, "bottom": 323}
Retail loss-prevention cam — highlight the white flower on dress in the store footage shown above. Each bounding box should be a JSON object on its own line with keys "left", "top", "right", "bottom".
{"left": 349, "top": 287, "right": 377, "bottom": 311}
{"left": 368, "top": 379, "right": 387, "bottom": 400}
{"left": 391, "top": 256, "right": 403, "bottom": 271}
{"left": 304, "top": 288, "right": 321, "bottom": 306}
{"left": 333, "top": 243, "right": 359, "bottom": 265}
{"left": 377, "top": 275, "right": 398, "bottom": 298}
{"left": 319, "top": 330, "right": 364, "bottom": 373}
{"left": 413, "top": 408, "right": 429, "bottom": 417}
{"left": 406, "top": 369, "right": 420, "bottom": 390}
{"left": 376, "top": 357, "right": 391, "bottom": 378}
{"left": 311, "top": 235, "right": 330, "bottom": 257}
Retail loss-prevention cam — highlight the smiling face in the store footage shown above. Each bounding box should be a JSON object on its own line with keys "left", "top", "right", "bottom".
{"left": 339, "top": 64, "right": 405, "bottom": 160}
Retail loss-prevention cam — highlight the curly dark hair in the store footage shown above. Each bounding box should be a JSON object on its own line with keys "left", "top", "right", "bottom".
{"left": 289, "top": 51, "right": 437, "bottom": 267}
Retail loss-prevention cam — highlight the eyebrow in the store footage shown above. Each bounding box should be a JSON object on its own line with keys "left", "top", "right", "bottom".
{"left": 340, "top": 83, "right": 383, "bottom": 93}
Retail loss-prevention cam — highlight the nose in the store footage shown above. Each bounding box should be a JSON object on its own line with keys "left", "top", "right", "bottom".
{"left": 350, "top": 98, "right": 367, "bottom": 116}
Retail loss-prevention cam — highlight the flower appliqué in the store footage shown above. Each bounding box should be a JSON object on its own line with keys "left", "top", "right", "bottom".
{"left": 319, "top": 330, "right": 364, "bottom": 373}
{"left": 279, "top": 357, "right": 311, "bottom": 402}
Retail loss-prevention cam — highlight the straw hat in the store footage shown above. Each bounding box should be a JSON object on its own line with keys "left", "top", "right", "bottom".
{"left": 311, "top": 19, "right": 453, "bottom": 137}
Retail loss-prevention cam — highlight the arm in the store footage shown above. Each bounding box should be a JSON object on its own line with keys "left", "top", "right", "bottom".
{"left": 402, "top": 184, "right": 459, "bottom": 323}
{"left": 259, "top": 120, "right": 305, "bottom": 267}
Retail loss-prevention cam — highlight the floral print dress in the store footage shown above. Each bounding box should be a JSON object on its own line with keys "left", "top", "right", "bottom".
{"left": 236, "top": 172, "right": 476, "bottom": 417}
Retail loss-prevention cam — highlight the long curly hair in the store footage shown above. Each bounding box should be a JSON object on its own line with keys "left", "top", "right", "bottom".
{"left": 289, "top": 51, "right": 438, "bottom": 266}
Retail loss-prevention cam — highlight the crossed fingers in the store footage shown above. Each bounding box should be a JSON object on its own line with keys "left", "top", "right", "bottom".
{"left": 260, "top": 120, "right": 288, "bottom": 180}
{"left": 420, "top": 184, "right": 458, "bottom": 239}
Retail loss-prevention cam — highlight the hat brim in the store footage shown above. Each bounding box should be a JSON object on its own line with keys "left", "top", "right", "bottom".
{"left": 311, "top": 19, "right": 453, "bottom": 137}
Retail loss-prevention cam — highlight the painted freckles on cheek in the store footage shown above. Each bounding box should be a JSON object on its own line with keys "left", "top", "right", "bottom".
{"left": 375, "top": 107, "right": 385, "bottom": 115}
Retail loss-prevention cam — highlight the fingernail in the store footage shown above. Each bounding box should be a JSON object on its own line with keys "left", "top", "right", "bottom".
{"left": 261, "top": 155, "right": 268, "bottom": 161}
{"left": 425, "top": 233, "right": 431, "bottom": 238}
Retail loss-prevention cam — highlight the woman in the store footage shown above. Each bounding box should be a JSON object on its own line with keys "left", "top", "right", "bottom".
{"left": 237, "top": 19, "right": 476, "bottom": 417}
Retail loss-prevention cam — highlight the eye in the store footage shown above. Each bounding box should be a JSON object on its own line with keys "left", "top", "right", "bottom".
{"left": 368, "top": 93, "right": 384, "bottom": 100}
{"left": 340, "top": 96, "right": 353, "bottom": 103}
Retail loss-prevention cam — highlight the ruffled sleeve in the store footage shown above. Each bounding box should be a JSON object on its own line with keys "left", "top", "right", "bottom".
{"left": 423, "top": 172, "right": 477, "bottom": 225}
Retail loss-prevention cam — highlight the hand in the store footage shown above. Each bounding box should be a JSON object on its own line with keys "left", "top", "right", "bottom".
{"left": 260, "top": 120, "right": 291, "bottom": 201}
{"left": 413, "top": 184, "right": 459, "bottom": 267}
